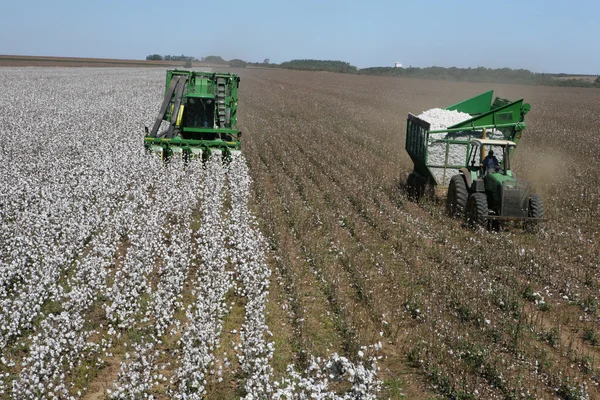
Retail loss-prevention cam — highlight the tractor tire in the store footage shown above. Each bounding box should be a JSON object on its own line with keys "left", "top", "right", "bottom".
{"left": 526, "top": 194, "right": 544, "bottom": 231}
{"left": 466, "top": 193, "right": 488, "bottom": 229}
{"left": 446, "top": 174, "right": 468, "bottom": 217}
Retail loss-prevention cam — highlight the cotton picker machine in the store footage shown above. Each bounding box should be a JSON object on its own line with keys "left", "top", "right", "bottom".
{"left": 144, "top": 70, "right": 241, "bottom": 161}
{"left": 405, "top": 90, "right": 544, "bottom": 229}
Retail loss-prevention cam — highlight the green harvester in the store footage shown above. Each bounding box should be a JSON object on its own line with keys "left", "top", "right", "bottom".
{"left": 405, "top": 90, "right": 544, "bottom": 229}
{"left": 144, "top": 70, "right": 241, "bottom": 161}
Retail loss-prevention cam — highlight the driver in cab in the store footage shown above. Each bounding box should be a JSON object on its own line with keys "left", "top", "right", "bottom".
{"left": 482, "top": 150, "right": 500, "bottom": 173}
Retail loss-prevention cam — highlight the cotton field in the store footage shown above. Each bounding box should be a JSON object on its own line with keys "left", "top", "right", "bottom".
{"left": 2, "top": 66, "right": 599, "bottom": 399}
{"left": 0, "top": 68, "right": 380, "bottom": 399}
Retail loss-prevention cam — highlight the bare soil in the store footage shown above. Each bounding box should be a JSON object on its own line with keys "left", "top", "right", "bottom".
{"left": 234, "top": 68, "right": 600, "bottom": 399}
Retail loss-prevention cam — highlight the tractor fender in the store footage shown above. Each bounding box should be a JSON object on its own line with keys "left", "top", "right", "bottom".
{"left": 459, "top": 168, "right": 472, "bottom": 188}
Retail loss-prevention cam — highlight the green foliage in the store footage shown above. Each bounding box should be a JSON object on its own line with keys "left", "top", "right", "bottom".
{"left": 162, "top": 54, "right": 197, "bottom": 62}
{"left": 184, "top": 59, "right": 192, "bottom": 68}
{"left": 247, "top": 61, "right": 278, "bottom": 68}
{"left": 383, "top": 378, "right": 405, "bottom": 398}
{"left": 279, "top": 59, "right": 358, "bottom": 73}
{"left": 203, "top": 55, "right": 228, "bottom": 64}
{"left": 229, "top": 59, "right": 247, "bottom": 68}
{"left": 146, "top": 54, "right": 163, "bottom": 61}
{"left": 582, "top": 327, "right": 598, "bottom": 345}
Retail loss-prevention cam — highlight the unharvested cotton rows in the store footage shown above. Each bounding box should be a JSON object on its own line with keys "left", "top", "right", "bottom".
{"left": 226, "top": 156, "right": 274, "bottom": 398}
{"left": 109, "top": 160, "right": 203, "bottom": 398}
{"left": 103, "top": 167, "right": 168, "bottom": 330}
{"left": 0, "top": 67, "right": 381, "bottom": 398}
{"left": 0, "top": 67, "right": 166, "bottom": 395}
{"left": 109, "top": 160, "right": 205, "bottom": 397}
{"left": 273, "top": 352, "right": 381, "bottom": 399}
{"left": 12, "top": 226, "right": 120, "bottom": 398}
{"left": 108, "top": 340, "right": 161, "bottom": 399}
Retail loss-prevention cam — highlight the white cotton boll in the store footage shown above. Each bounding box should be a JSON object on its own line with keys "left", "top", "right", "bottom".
{"left": 417, "top": 108, "right": 472, "bottom": 130}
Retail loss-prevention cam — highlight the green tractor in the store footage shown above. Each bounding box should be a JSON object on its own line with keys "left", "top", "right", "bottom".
{"left": 405, "top": 90, "right": 544, "bottom": 229}
{"left": 144, "top": 70, "right": 241, "bottom": 161}
{"left": 446, "top": 138, "right": 544, "bottom": 229}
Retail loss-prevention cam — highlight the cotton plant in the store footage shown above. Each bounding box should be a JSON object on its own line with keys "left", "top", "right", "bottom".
{"left": 108, "top": 340, "right": 160, "bottom": 399}
{"left": 272, "top": 353, "right": 381, "bottom": 400}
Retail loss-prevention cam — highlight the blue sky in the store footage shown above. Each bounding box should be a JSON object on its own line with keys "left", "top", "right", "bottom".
{"left": 1, "top": 0, "right": 598, "bottom": 74}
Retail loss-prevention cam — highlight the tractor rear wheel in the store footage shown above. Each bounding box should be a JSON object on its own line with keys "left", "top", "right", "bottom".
{"left": 446, "top": 174, "right": 468, "bottom": 217}
{"left": 467, "top": 193, "right": 488, "bottom": 228}
{"left": 526, "top": 194, "right": 544, "bottom": 231}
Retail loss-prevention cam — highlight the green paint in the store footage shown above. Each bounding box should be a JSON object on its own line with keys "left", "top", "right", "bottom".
{"left": 145, "top": 70, "right": 242, "bottom": 161}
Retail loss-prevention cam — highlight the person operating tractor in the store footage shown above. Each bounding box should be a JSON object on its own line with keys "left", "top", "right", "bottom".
{"left": 482, "top": 150, "right": 500, "bottom": 172}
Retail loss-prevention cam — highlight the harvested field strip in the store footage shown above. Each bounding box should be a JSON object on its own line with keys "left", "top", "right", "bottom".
{"left": 239, "top": 68, "right": 600, "bottom": 398}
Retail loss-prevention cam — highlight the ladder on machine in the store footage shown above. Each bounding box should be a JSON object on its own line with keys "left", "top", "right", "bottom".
{"left": 216, "top": 77, "right": 227, "bottom": 128}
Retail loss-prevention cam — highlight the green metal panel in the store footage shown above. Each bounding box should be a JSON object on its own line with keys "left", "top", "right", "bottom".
{"left": 447, "top": 99, "right": 526, "bottom": 131}
{"left": 485, "top": 172, "right": 519, "bottom": 205}
{"left": 445, "top": 90, "right": 494, "bottom": 115}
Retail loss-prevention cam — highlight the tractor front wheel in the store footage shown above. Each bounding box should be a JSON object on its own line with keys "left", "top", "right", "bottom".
{"left": 446, "top": 174, "right": 468, "bottom": 217}
{"left": 467, "top": 193, "right": 488, "bottom": 229}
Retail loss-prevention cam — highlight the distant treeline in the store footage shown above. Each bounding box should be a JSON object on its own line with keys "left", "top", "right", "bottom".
{"left": 278, "top": 59, "right": 357, "bottom": 73}
{"left": 358, "top": 66, "right": 600, "bottom": 88}
{"left": 146, "top": 53, "right": 599, "bottom": 88}
{"left": 246, "top": 60, "right": 599, "bottom": 88}
{"left": 244, "top": 59, "right": 357, "bottom": 73}
{"left": 145, "top": 54, "right": 228, "bottom": 64}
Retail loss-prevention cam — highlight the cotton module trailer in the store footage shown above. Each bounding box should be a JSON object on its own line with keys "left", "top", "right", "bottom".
{"left": 405, "top": 90, "right": 544, "bottom": 228}
{"left": 144, "top": 70, "right": 241, "bottom": 161}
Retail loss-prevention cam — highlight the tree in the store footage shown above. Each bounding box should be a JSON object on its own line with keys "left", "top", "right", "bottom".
{"left": 203, "top": 55, "right": 227, "bottom": 64}
{"left": 595, "top": 76, "right": 600, "bottom": 86}
{"left": 263, "top": 58, "right": 270, "bottom": 64}
{"left": 146, "top": 54, "right": 163, "bottom": 61}
{"left": 229, "top": 59, "right": 247, "bottom": 68}
{"left": 184, "top": 59, "right": 193, "bottom": 68}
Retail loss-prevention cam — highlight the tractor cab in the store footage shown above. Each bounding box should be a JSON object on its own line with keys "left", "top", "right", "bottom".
{"left": 467, "top": 138, "right": 516, "bottom": 179}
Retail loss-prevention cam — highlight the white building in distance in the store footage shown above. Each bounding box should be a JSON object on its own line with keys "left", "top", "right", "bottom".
{"left": 394, "top": 62, "right": 403, "bottom": 68}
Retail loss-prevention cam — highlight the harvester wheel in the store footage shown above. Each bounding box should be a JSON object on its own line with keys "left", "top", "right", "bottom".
{"left": 446, "top": 174, "right": 468, "bottom": 217}
{"left": 466, "top": 193, "right": 488, "bottom": 228}
{"left": 526, "top": 194, "right": 544, "bottom": 231}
